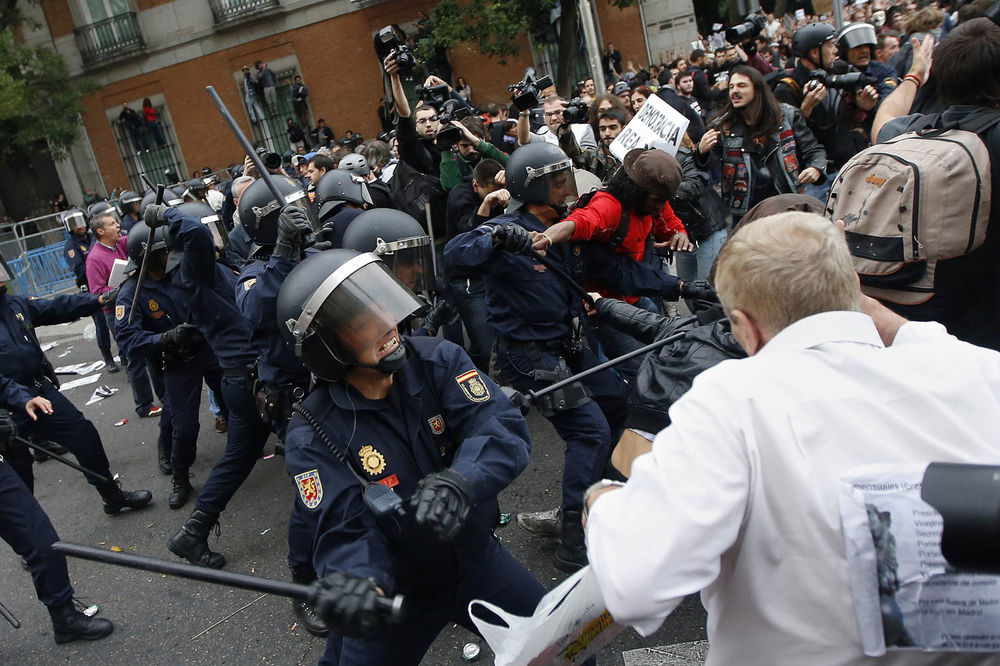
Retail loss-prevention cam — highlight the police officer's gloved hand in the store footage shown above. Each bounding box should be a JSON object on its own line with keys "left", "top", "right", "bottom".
{"left": 679, "top": 280, "right": 718, "bottom": 303}
{"left": 410, "top": 468, "right": 475, "bottom": 541}
{"left": 274, "top": 206, "right": 312, "bottom": 261}
{"left": 306, "top": 572, "right": 384, "bottom": 637}
{"left": 161, "top": 323, "right": 198, "bottom": 352}
{"left": 491, "top": 222, "right": 533, "bottom": 254}
{"left": 98, "top": 285, "right": 120, "bottom": 307}
{"left": 144, "top": 203, "right": 169, "bottom": 230}
{"left": 421, "top": 298, "right": 459, "bottom": 336}
{"left": 311, "top": 220, "right": 336, "bottom": 252}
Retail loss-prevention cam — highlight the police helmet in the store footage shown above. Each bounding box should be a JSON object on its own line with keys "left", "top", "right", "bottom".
{"left": 276, "top": 249, "right": 425, "bottom": 381}
{"left": 176, "top": 201, "right": 228, "bottom": 251}
{"left": 340, "top": 209, "right": 434, "bottom": 293}
{"left": 125, "top": 221, "right": 169, "bottom": 268}
{"left": 88, "top": 200, "right": 121, "bottom": 227}
{"left": 315, "top": 170, "right": 374, "bottom": 220}
{"left": 338, "top": 153, "right": 371, "bottom": 176}
{"left": 165, "top": 187, "right": 186, "bottom": 206}
{"left": 792, "top": 22, "right": 837, "bottom": 60}
{"left": 238, "top": 176, "right": 315, "bottom": 246}
{"left": 837, "top": 22, "right": 877, "bottom": 60}
{"left": 117, "top": 190, "right": 142, "bottom": 217}
{"left": 63, "top": 208, "right": 89, "bottom": 234}
{"left": 185, "top": 178, "right": 207, "bottom": 200}
{"left": 505, "top": 142, "right": 578, "bottom": 209}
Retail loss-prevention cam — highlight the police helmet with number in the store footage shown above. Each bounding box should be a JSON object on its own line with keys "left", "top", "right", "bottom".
{"left": 63, "top": 208, "right": 89, "bottom": 234}
{"left": 315, "top": 170, "right": 374, "bottom": 221}
{"left": 504, "top": 142, "right": 578, "bottom": 210}
{"left": 276, "top": 249, "right": 425, "bottom": 381}
{"left": 792, "top": 22, "right": 837, "bottom": 60}
{"left": 117, "top": 190, "right": 142, "bottom": 217}
{"left": 837, "top": 22, "right": 878, "bottom": 60}
{"left": 125, "top": 222, "right": 168, "bottom": 268}
{"left": 238, "top": 176, "right": 315, "bottom": 246}
{"left": 340, "top": 209, "right": 434, "bottom": 293}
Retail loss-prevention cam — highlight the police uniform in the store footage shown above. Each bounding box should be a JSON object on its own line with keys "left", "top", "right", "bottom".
{"left": 284, "top": 336, "right": 544, "bottom": 665}
{"left": 115, "top": 272, "right": 226, "bottom": 477}
{"left": 862, "top": 59, "right": 900, "bottom": 102}
{"left": 61, "top": 232, "right": 113, "bottom": 362}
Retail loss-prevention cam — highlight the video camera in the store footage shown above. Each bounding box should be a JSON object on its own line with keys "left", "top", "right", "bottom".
{"left": 562, "top": 97, "right": 590, "bottom": 125}
{"left": 807, "top": 69, "right": 878, "bottom": 91}
{"left": 255, "top": 146, "right": 281, "bottom": 171}
{"left": 509, "top": 68, "right": 554, "bottom": 113}
{"left": 726, "top": 13, "right": 766, "bottom": 43}
{"left": 435, "top": 99, "right": 471, "bottom": 149}
{"left": 374, "top": 25, "right": 417, "bottom": 74}
{"left": 377, "top": 129, "right": 397, "bottom": 144}
{"left": 415, "top": 83, "right": 450, "bottom": 109}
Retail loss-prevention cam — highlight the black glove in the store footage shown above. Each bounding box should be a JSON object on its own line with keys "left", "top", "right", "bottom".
{"left": 160, "top": 323, "right": 198, "bottom": 352}
{"left": 421, "top": 298, "right": 459, "bottom": 336}
{"left": 679, "top": 279, "right": 718, "bottom": 303}
{"left": 276, "top": 206, "right": 312, "bottom": 246}
{"left": 144, "top": 203, "right": 169, "bottom": 230}
{"left": 307, "top": 572, "right": 384, "bottom": 637}
{"left": 0, "top": 409, "right": 16, "bottom": 454}
{"left": 98, "top": 285, "right": 120, "bottom": 307}
{"left": 410, "top": 468, "right": 475, "bottom": 541}
{"left": 491, "top": 222, "right": 532, "bottom": 254}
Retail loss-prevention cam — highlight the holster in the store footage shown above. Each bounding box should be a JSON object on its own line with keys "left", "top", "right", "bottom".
{"left": 528, "top": 349, "right": 591, "bottom": 418}
{"left": 254, "top": 383, "right": 301, "bottom": 424}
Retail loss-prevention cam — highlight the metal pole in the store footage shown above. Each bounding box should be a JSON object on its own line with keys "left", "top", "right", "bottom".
{"left": 424, "top": 202, "right": 438, "bottom": 279}
{"left": 832, "top": 0, "right": 844, "bottom": 31}
{"left": 52, "top": 542, "right": 405, "bottom": 620}
{"left": 578, "top": 0, "right": 607, "bottom": 92}
{"left": 635, "top": 0, "right": 654, "bottom": 69}
{"left": 128, "top": 185, "right": 164, "bottom": 324}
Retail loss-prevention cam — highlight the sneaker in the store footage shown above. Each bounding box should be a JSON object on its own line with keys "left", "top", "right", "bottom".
{"left": 515, "top": 507, "right": 562, "bottom": 538}
{"left": 214, "top": 416, "right": 227, "bottom": 433}
{"left": 140, "top": 406, "right": 163, "bottom": 418}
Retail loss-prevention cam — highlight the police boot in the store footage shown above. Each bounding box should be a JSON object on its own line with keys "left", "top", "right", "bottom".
{"left": 49, "top": 600, "right": 114, "bottom": 644}
{"left": 291, "top": 570, "right": 330, "bottom": 637}
{"left": 554, "top": 509, "right": 588, "bottom": 573}
{"left": 168, "top": 509, "right": 225, "bottom": 569}
{"left": 516, "top": 507, "right": 561, "bottom": 539}
{"left": 156, "top": 431, "right": 173, "bottom": 475}
{"left": 168, "top": 471, "right": 193, "bottom": 510}
{"left": 96, "top": 478, "right": 152, "bottom": 515}
{"left": 102, "top": 353, "right": 120, "bottom": 374}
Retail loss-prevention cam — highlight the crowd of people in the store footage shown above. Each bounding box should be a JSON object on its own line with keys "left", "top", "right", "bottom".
{"left": 3, "top": 1, "right": 1000, "bottom": 664}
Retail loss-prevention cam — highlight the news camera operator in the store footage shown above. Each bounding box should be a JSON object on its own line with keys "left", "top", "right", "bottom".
{"left": 774, "top": 22, "right": 881, "bottom": 199}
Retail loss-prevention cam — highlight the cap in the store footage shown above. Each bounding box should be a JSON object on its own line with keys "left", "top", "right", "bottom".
{"left": 612, "top": 81, "right": 631, "bottom": 96}
{"left": 623, "top": 148, "right": 682, "bottom": 199}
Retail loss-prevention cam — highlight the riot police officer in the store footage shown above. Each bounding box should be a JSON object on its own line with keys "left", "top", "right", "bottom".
{"left": 60, "top": 209, "right": 117, "bottom": 372}
{"left": 837, "top": 22, "right": 899, "bottom": 102}
{"left": 314, "top": 170, "right": 373, "bottom": 248}
{"left": 117, "top": 190, "right": 143, "bottom": 233}
{"left": 278, "top": 249, "right": 545, "bottom": 664}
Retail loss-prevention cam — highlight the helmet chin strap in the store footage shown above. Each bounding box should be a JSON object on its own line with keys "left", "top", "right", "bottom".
{"left": 352, "top": 344, "right": 407, "bottom": 375}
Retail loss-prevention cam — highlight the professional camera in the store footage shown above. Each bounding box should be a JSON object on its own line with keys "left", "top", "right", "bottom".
{"left": 377, "top": 129, "right": 397, "bottom": 143}
{"left": 415, "top": 83, "right": 450, "bottom": 109}
{"left": 374, "top": 25, "right": 416, "bottom": 73}
{"left": 509, "top": 68, "right": 555, "bottom": 113}
{"left": 562, "top": 98, "right": 590, "bottom": 125}
{"left": 726, "top": 13, "right": 767, "bottom": 43}
{"left": 255, "top": 146, "right": 281, "bottom": 171}
{"left": 807, "top": 69, "right": 878, "bottom": 91}
{"left": 435, "top": 99, "right": 471, "bottom": 149}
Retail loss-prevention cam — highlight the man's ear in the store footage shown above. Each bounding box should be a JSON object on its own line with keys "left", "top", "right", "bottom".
{"left": 730, "top": 308, "right": 766, "bottom": 356}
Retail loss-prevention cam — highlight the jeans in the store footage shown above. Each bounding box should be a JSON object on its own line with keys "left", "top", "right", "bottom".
{"left": 443, "top": 278, "right": 494, "bottom": 372}
{"left": 675, "top": 229, "right": 728, "bottom": 282}
{"left": 802, "top": 168, "right": 838, "bottom": 205}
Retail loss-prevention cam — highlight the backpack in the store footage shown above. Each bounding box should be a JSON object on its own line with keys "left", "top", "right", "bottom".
{"left": 388, "top": 159, "right": 445, "bottom": 237}
{"left": 568, "top": 189, "right": 630, "bottom": 250}
{"left": 826, "top": 109, "right": 1000, "bottom": 306}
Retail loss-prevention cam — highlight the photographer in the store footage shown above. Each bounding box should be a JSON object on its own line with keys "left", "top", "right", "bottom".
{"left": 562, "top": 108, "right": 626, "bottom": 183}
{"left": 774, "top": 23, "right": 880, "bottom": 199}
{"left": 438, "top": 116, "right": 508, "bottom": 192}
{"left": 517, "top": 96, "right": 597, "bottom": 150}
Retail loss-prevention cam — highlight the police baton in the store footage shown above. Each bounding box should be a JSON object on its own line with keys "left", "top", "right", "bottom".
{"left": 128, "top": 184, "right": 165, "bottom": 324}
{"left": 12, "top": 436, "right": 112, "bottom": 485}
{"left": 0, "top": 599, "right": 20, "bottom": 629}
{"left": 526, "top": 249, "right": 595, "bottom": 308}
{"left": 51, "top": 542, "right": 405, "bottom": 623}
{"left": 139, "top": 173, "right": 155, "bottom": 191}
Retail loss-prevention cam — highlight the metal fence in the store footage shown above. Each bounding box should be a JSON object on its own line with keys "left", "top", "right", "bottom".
{"left": 110, "top": 103, "right": 187, "bottom": 193}
{"left": 0, "top": 213, "right": 76, "bottom": 298}
{"left": 241, "top": 66, "right": 311, "bottom": 155}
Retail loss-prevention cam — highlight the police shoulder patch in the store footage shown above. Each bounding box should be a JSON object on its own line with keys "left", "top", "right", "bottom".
{"left": 67, "top": 249, "right": 75, "bottom": 258}
{"left": 115, "top": 305, "right": 125, "bottom": 321}
{"left": 428, "top": 414, "right": 445, "bottom": 434}
{"left": 243, "top": 278, "right": 257, "bottom": 291}
{"left": 456, "top": 369, "right": 490, "bottom": 402}
{"left": 294, "top": 469, "right": 323, "bottom": 509}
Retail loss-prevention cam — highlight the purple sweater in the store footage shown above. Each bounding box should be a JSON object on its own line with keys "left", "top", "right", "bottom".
{"left": 86, "top": 236, "right": 128, "bottom": 313}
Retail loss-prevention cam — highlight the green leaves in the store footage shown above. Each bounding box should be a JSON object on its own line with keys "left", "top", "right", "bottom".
{"left": 415, "top": 0, "right": 560, "bottom": 63}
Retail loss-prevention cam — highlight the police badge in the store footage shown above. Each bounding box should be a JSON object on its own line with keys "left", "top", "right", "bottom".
{"left": 428, "top": 414, "right": 445, "bottom": 434}
{"left": 115, "top": 305, "right": 125, "bottom": 320}
{"left": 359, "top": 445, "right": 386, "bottom": 475}
{"left": 294, "top": 469, "right": 323, "bottom": 508}
{"left": 456, "top": 369, "right": 490, "bottom": 402}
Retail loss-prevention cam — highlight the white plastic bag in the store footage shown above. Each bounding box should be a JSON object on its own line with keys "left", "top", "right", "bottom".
{"left": 469, "top": 565, "right": 623, "bottom": 665}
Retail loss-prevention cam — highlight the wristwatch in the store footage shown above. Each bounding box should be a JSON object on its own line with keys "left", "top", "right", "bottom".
{"left": 582, "top": 479, "right": 626, "bottom": 523}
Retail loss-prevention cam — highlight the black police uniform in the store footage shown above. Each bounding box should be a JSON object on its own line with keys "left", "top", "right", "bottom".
{"left": 61, "top": 232, "right": 113, "bottom": 360}
{"left": 284, "top": 336, "right": 544, "bottom": 665}
{"left": 115, "top": 272, "right": 226, "bottom": 476}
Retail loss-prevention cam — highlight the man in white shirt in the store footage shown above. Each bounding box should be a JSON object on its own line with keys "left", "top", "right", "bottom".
{"left": 584, "top": 212, "right": 1000, "bottom": 666}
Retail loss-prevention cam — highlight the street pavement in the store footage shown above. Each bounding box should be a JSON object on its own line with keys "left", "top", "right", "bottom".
{"left": 0, "top": 317, "right": 707, "bottom": 665}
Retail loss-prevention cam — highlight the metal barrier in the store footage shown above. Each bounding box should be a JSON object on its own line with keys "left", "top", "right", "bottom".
{"left": 0, "top": 213, "right": 76, "bottom": 298}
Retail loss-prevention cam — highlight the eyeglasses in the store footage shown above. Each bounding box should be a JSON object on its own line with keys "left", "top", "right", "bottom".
{"left": 543, "top": 111, "right": 564, "bottom": 118}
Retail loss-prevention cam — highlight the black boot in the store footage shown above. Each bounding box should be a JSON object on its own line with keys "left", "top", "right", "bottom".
{"left": 554, "top": 509, "right": 588, "bottom": 573}
{"left": 49, "top": 600, "right": 114, "bottom": 644}
{"left": 103, "top": 353, "right": 120, "bottom": 374}
{"left": 168, "top": 472, "right": 193, "bottom": 510}
{"left": 156, "top": 432, "right": 173, "bottom": 475}
{"left": 168, "top": 509, "right": 225, "bottom": 568}
{"left": 291, "top": 570, "right": 330, "bottom": 637}
{"left": 96, "top": 477, "right": 152, "bottom": 515}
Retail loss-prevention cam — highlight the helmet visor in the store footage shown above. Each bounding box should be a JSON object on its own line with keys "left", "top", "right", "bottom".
{"left": 63, "top": 211, "right": 87, "bottom": 233}
{"left": 199, "top": 212, "right": 229, "bottom": 249}
{"left": 525, "top": 160, "right": 579, "bottom": 207}
{"left": 0, "top": 259, "right": 11, "bottom": 283}
{"left": 840, "top": 23, "right": 876, "bottom": 51}
{"left": 375, "top": 235, "right": 434, "bottom": 293}
{"left": 286, "top": 190, "right": 320, "bottom": 232}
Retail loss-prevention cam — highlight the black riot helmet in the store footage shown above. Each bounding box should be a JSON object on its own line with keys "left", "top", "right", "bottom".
{"left": 340, "top": 209, "right": 434, "bottom": 293}
{"left": 125, "top": 221, "right": 168, "bottom": 269}
{"left": 176, "top": 202, "right": 228, "bottom": 251}
{"left": 238, "top": 176, "right": 315, "bottom": 246}
{"left": 63, "top": 208, "right": 89, "bottom": 234}
{"left": 117, "top": 190, "right": 142, "bottom": 217}
{"left": 276, "top": 249, "right": 425, "bottom": 381}
{"left": 165, "top": 187, "right": 186, "bottom": 206}
{"left": 792, "top": 22, "right": 837, "bottom": 66}
{"left": 315, "top": 170, "right": 374, "bottom": 220}
{"left": 837, "top": 22, "right": 877, "bottom": 60}
{"left": 139, "top": 189, "right": 157, "bottom": 217}
{"left": 504, "top": 142, "right": 578, "bottom": 211}
{"left": 88, "top": 200, "right": 121, "bottom": 227}
{"left": 184, "top": 178, "right": 207, "bottom": 201}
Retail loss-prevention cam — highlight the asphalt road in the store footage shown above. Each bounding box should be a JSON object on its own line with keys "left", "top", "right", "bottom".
{"left": 0, "top": 318, "right": 707, "bottom": 665}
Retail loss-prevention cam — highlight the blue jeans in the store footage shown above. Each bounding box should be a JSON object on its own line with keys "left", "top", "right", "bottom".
{"left": 443, "top": 278, "right": 494, "bottom": 372}
{"left": 675, "top": 229, "right": 728, "bottom": 282}
{"left": 802, "top": 168, "right": 838, "bottom": 205}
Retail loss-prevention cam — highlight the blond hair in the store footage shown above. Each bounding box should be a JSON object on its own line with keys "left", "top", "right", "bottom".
{"left": 715, "top": 212, "right": 859, "bottom": 336}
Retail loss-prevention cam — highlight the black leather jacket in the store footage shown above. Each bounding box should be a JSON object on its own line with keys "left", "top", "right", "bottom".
{"left": 594, "top": 299, "right": 745, "bottom": 433}
{"left": 673, "top": 146, "right": 729, "bottom": 242}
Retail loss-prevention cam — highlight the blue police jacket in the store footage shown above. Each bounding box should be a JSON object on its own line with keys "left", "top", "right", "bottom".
{"left": 120, "top": 212, "right": 140, "bottom": 234}
{"left": 163, "top": 207, "right": 256, "bottom": 370}
{"left": 864, "top": 60, "right": 900, "bottom": 101}
{"left": 62, "top": 233, "right": 94, "bottom": 287}
{"left": 444, "top": 208, "right": 680, "bottom": 343}
{"left": 236, "top": 255, "right": 311, "bottom": 387}
{"left": 114, "top": 271, "right": 201, "bottom": 362}
{"left": 0, "top": 289, "right": 100, "bottom": 410}
{"left": 283, "top": 336, "right": 530, "bottom": 594}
